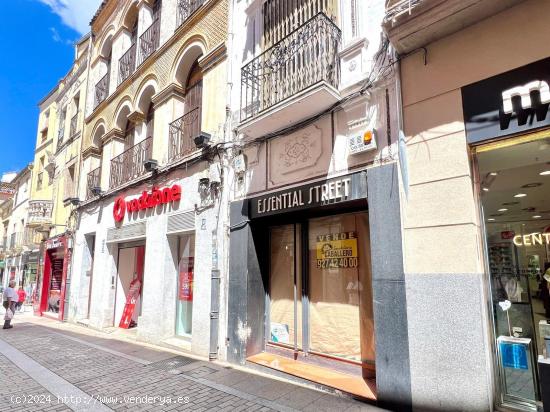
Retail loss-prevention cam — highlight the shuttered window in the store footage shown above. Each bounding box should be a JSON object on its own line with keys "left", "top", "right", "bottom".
{"left": 262, "top": 0, "right": 338, "bottom": 49}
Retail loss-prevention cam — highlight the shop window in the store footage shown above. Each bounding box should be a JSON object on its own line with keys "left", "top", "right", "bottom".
{"left": 115, "top": 245, "right": 145, "bottom": 328}
{"left": 267, "top": 212, "right": 375, "bottom": 370}
{"left": 176, "top": 233, "right": 195, "bottom": 337}
{"left": 476, "top": 136, "right": 550, "bottom": 408}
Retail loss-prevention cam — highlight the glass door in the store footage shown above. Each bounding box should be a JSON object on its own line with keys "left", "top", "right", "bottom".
{"left": 176, "top": 234, "right": 195, "bottom": 337}
{"left": 268, "top": 224, "right": 302, "bottom": 349}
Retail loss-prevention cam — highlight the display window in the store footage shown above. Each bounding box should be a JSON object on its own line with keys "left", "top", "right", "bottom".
{"left": 114, "top": 244, "right": 145, "bottom": 329}
{"left": 475, "top": 134, "right": 550, "bottom": 408}
{"left": 267, "top": 211, "right": 375, "bottom": 370}
{"left": 176, "top": 234, "right": 195, "bottom": 337}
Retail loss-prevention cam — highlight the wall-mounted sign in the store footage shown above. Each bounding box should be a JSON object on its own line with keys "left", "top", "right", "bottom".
{"left": 348, "top": 130, "right": 377, "bottom": 155}
{"left": 512, "top": 232, "right": 550, "bottom": 247}
{"left": 113, "top": 184, "right": 182, "bottom": 223}
{"left": 0, "top": 182, "right": 16, "bottom": 200}
{"left": 46, "top": 237, "right": 64, "bottom": 250}
{"left": 462, "top": 57, "right": 550, "bottom": 144}
{"left": 316, "top": 231, "right": 358, "bottom": 269}
{"left": 249, "top": 172, "right": 367, "bottom": 218}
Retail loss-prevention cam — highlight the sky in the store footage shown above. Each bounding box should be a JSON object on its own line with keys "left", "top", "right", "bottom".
{"left": 0, "top": 0, "right": 101, "bottom": 177}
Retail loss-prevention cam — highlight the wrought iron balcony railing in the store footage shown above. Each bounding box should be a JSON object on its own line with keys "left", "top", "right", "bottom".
{"left": 69, "top": 112, "right": 79, "bottom": 137}
{"left": 109, "top": 137, "right": 153, "bottom": 188}
{"left": 177, "top": 0, "right": 204, "bottom": 27}
{"left": 139, "top": 18, "right": 160, "bottom": 65}
{"left": 27, "top": 200, "right": 53, "bottom": 226}
{"left": 240, "top": 12, "right": 341, "bottom": 122}
{"left": 168, "top": 107, "right": 200, "bottom": 163}
{"left": 86, "top": 167, "right": 101, "bottom": 200}
{"left": 119, "top": 43, "right": 137, "bottom": 85}
{"left": 95, "top": 72, "right": 109, "bottom": 108}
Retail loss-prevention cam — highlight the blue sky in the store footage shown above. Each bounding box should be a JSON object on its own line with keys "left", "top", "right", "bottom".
{"left": 0, "top": 0, "right": 100, "bottom": 177}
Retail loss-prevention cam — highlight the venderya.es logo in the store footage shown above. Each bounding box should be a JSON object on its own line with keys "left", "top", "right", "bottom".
{"left": 113, "top": 185, "right": 182, "bottom": 223}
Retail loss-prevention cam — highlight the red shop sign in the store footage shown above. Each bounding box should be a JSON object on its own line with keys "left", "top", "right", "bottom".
{"left": 113, "top": 184, "right": 181, "bottom": 223}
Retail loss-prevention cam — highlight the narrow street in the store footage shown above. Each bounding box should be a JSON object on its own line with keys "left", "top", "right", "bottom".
{"left": 0, "top": 312, "right": 382, "bottom": 411}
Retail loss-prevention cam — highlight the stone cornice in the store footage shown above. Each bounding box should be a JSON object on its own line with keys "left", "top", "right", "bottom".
{"left": 102, "top": 128, "right": 125, "bottom": 145}
{"left": 82, "top": 146, "right": 102, "bottom": 160}
{"left": 198, "top": 42, "right": 227, "bottom": 74}
{"left": 151, "top": 83, "right": 186, "bottom": 107}
{"left": 128, "top": 110, "right": 146, "bottom": 124}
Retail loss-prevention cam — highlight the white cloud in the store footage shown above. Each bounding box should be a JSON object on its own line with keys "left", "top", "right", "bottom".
{"left": 50, "top": 27, "right": 61, "bottom": 42}
{"left": 38, "top": 0, "right": 101, "bottom": 34}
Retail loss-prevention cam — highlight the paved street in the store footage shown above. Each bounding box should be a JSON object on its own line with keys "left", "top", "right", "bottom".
{"left": 0, "top": 312, "right": 383, "bottom": 411}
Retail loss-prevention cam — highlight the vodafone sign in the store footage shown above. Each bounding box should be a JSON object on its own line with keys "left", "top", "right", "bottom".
{"left": 113, "top": 184, "right": 182, "bottom": 223}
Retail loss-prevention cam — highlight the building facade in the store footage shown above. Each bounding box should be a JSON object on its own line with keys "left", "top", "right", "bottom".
{"left": 30, "top": 35, "right": 91, "bottom": 321}
{"left": 69, "top": 0, "right": 229, "bottom": 359}
{"left": 1, "top": 166, "right": 40, "bottom": 294}
{"left": 384, "top": 0, "right": 550, "bottom": 410}
{"left": 225, "top": 0, "right": 409, "bottom": 408}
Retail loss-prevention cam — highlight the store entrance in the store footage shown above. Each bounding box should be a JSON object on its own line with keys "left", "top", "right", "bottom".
{"left": 114, "top": 244, "right": 145, "bottom": 328}
{"left": 476, "top": 135, "right": 550, "bottom": 408}
{"left": 263, "top": 211, "right": 375, "bottom": 394}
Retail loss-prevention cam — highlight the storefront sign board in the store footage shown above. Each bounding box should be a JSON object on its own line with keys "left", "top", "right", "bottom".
{"left": 462, "top": 57, "right": 550, "bottom": 144}
{"left": 113, "top": 184, "right": 182, "bottom": 223}
{"left": 249, "top": 172, "right": 367, "bottom": 218}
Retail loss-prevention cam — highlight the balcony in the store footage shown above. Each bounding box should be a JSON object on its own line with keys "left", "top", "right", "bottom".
{"left": 86, "top": 167, "right": 101, "bottom": 200}
{"left": 110, "top": 137, "right": 153, "bottom": 188}
{"left": 27, "top": 200, "right": 53, "bottom": 227}
{"left": 119, "top": 44, "right": 137, "bottom": 85}
{"left": 383, "top": 0, "right": 525, "bottom": 54}
{"left": 95, "top": 73, "right": 109, "bottom": 108}
{"left": 240, "top": 12, "right": 341, "bottom": 139}
{"left": 177, "top": 0, "right": 204, "bottom": 28}
{"left": 168, "top": 108, "right": 200, "bottom": 163}
{"left": 69, "top": 112, "right": 79, "bottom": 137}
{"left": 139, "top": 18, "right": 160, "bottom": 65}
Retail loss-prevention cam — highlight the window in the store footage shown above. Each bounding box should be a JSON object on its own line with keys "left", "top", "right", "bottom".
{"left": 37, "top": 173, "right": 43, "bottom": 190}
{"left": 176, "top": 233, "right": 195, "bottom": 337}
{"left": 64, "top": 165, "right": 75, "bottom": 199}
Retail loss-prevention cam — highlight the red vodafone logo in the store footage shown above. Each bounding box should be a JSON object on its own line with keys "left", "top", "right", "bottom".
{"left": 113, "top": 184, "right": 182, "bottom": 223}
{"left": 113, "top": 197, "right": 126, "bottom": 222}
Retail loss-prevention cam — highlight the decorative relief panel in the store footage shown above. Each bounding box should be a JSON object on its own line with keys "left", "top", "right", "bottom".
{"left": 268, "top": 117, "right": 332, "bottom": 189}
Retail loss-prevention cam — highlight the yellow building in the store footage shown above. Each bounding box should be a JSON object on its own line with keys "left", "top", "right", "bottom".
{"left": 30, "top": 34, "right": 91, "bottom": 321}
{"left": 70, "top": 0, "right": 230, "bottom": 355}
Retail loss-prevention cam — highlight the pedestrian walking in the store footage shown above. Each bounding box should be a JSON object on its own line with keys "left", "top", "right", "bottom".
{"left": 3, "top": 280, "right": 18, "bottom": 329}
{"left": 16, "top": 285, "right": 26, "bottom": 312}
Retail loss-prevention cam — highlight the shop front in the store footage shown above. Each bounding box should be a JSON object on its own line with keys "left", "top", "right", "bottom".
{"left": 70, "top": 170, "right": 216, "bottom": 358}
{"left": 34, "top": 235, "right": 71, "bottom": 320}
{"left": 463, "top": 57, "right": 550, "bottom": 411}
{"left": 228, "top": 166, "right": 408, "bottom": 405}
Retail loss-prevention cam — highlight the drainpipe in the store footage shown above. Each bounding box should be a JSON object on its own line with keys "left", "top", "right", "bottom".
{"left": 209, "top": 0, "right": 236, "bottom": 362}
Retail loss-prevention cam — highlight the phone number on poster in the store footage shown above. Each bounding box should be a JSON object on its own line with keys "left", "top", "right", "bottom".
{"left": 316, "top": 257, "right": 358, "bottom": 269}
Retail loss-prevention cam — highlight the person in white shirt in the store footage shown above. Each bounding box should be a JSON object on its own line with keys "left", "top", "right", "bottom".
{"left": 3, "top": 280, "right": 18, "bottom": 329}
